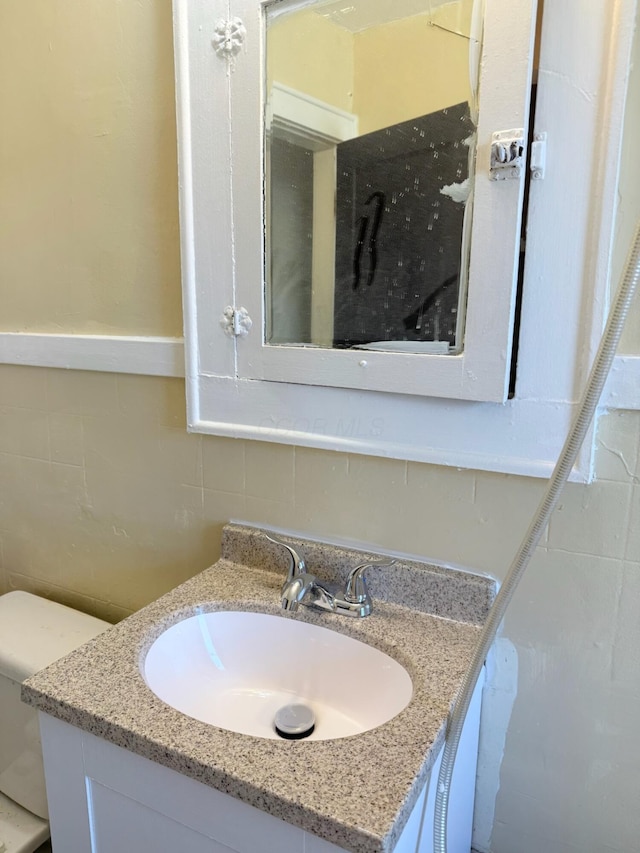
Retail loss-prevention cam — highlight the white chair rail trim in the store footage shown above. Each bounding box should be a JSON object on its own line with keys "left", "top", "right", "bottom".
{"left": 0, "top": 333, "right": 186, "bottom": 378}
{"left": 0, "top": 332, "right": 636, "bottom": 409}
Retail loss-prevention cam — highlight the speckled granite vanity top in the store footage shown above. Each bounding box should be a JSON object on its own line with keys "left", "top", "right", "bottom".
{"left": 22, "top": 524, "right": 495, "bottom": 853}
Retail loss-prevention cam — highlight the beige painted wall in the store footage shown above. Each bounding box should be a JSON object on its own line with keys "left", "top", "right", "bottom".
{"left": 268, "top": 8, "right": 471, "bottom": 135}
{"left": 267, "top": 10, "right": 354, "bottom": 113}
{"left": 353, "top": 15, "right": 472, "bottom": 134}
{"left": 1, "top": 5, "right": 640, "bottom": 853}
{"left": 0, "top": 0, "right": 182, "bottom": 336}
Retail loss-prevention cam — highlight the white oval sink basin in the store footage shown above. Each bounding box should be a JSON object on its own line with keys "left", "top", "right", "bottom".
{"left": 142, "top": 611, "right": 412, "bottom": 741}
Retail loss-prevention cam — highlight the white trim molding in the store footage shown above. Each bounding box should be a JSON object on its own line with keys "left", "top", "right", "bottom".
{"left": 0, "top": 333, "right": 185, "bottom": 378}
{"left": 0, "top": 333, "right": 634, "bottom": 412}
{"left": 266, "top": 81, "right": 359, "bottom": 148}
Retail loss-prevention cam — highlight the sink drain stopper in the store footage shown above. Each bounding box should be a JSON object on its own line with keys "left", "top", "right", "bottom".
{"left": 274, "top": 703, "right": 315, "bottom": 739}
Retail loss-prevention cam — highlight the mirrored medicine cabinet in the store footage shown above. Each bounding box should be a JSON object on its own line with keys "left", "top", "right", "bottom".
{"left": 173, "top": 0, "right": 554, "bottom": 470}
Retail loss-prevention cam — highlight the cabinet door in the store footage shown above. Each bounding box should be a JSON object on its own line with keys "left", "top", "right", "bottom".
{"left": 179, "top": 0, "right": 538, "bottom": 401}
{"left": 39, "top": 714, "right": 341, "bottom": 853}
{"left": 87, "top": 781, "right": 235, "bottom": 853}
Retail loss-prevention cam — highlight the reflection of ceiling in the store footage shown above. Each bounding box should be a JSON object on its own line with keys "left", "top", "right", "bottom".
{"left": 315, "top": 0, "right": 449, "bottom": 33}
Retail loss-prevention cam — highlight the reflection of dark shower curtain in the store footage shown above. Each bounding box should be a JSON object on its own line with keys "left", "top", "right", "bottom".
{"left": 332, "top": 102, "right": 474, "bottom": 349}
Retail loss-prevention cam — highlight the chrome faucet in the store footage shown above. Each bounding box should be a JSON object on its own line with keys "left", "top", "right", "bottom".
{"left": 265, "top": 533, "right": 394, "bottom": 617}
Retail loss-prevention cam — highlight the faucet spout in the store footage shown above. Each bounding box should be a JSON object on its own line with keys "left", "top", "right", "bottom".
{"left": 281, "top": 572, "right": 318, "bottom": 612}
{"left": 264, "top": 531, "right": 394, "bottom": 618}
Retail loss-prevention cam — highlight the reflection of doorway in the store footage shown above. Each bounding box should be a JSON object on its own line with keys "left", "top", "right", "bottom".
{"left": 268, "top": 137, "right": 314, "bottom": 344}
{"left": 333, "top": 102, "right": 473, "bottom": 350}
{"left": 266, "top": 83, "right": 358, "bottom": 347}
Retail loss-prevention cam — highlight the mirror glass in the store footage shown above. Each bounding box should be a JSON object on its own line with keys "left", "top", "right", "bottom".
{"left": 264, "top": 0, "right": 481, "bottom": 355}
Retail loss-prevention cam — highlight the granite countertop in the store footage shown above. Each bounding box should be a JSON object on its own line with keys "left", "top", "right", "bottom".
{"left": 22, "top": 524, "right": 495, "bottom": 853}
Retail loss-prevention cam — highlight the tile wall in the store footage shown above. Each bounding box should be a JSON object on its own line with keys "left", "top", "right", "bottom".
{"left": 1, "top": 363, "right": 639, "bottom": 853}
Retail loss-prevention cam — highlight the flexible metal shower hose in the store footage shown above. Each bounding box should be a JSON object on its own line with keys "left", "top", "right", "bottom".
{"left": 433, "top": 221, "right": 640, "bottom": 853}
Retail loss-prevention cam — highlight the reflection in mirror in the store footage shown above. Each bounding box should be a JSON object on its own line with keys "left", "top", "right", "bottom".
{"left": 265, "top": 0, "right": 482, "bottom": 355}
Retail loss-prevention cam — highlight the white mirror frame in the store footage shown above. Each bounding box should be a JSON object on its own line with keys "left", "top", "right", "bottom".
{"left": 174, "top": 0, "right": 637, "bottom": 480}
{"left": 241, "top": 4, "right": 518, "bottom": 400}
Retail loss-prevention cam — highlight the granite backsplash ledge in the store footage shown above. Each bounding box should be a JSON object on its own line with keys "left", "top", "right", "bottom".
{"left": 221, "top": 523, "right": 496, "bottom": 624}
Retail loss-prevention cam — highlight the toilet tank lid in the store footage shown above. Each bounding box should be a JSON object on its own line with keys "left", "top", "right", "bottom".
{"left": 0, "top": 591, "right": 111, "bottom": 683}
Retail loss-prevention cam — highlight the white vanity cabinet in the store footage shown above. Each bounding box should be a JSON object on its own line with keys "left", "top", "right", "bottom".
{"left": 38, "top": 674, "right": 482, "bottom": 853}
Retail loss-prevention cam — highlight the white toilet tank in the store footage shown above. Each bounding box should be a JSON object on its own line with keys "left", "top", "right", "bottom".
{"left": 0, "top": 591, "right": 110, "bottom": 820}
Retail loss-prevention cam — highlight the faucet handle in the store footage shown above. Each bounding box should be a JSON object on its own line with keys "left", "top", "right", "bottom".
{"left": 344, "top": 558, "right": 396, "bottom": 603}
{"left": 264, "top": 533, "right": 306, "bottom": 581}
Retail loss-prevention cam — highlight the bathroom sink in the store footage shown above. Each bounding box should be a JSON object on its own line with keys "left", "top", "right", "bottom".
{"left": 142, "top": 610, "right": 412, "bottom": 740}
